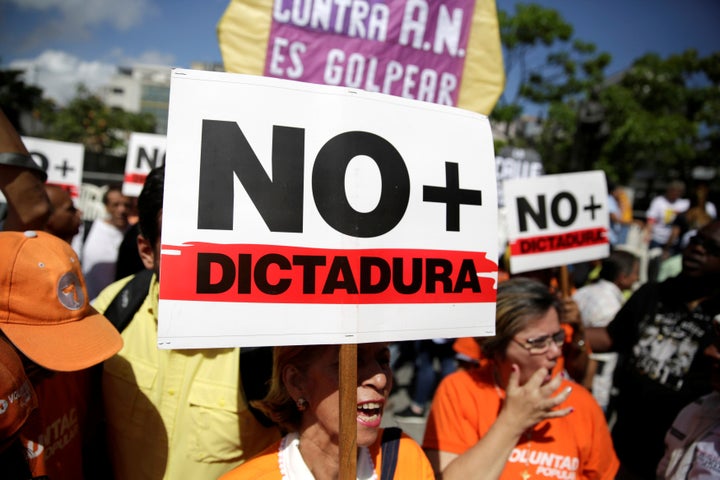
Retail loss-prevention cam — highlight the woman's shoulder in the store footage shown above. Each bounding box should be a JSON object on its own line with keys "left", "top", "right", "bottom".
{"left": 560, "top": 377, "right": 590, "bottom": 399}
{"left": 560, "top": 378, "right": 606, "bottom": 419}
{"left": 369, "top": 428, "right": 420, "bottom": 452}
{"left": 430, "top": 366, "right": 495, "bottom": 409}
{"left": 398, "top": 429, "right": 426, "bottom": 451}
{"left": 374, "top": 429, "right": 435, "bottom": 479}
{"left": 219, "top": 439, "right": 282, "bottom": 480}
{"left": 443, "top": 364, "right": 493, "bottom": 387}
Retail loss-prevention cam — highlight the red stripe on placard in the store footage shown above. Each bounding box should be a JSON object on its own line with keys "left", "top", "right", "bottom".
{"left": 509, "top": 228, "right": 608, "bottom": 256}
{"left": 160, "top": 243, "right": 498, "bottom": 304}
{"left": 46, "top": 182, "right": 79, "bottom": 199}
{"left": 124, "top": 173, "right": 148, "bottom": 185}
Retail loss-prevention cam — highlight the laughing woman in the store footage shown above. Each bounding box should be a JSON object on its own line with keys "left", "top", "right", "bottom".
{"left": 220, "top": 342, "right": 434, "bottom": 480}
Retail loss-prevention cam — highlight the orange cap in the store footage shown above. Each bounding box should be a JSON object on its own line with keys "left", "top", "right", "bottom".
{"left": 0, "top": 338, "right": 36, "bottom": 447}
{"left": 0, "top": 231, "right": 123, "bottom": 371}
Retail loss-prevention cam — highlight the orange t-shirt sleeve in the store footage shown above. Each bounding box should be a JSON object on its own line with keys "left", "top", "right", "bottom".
{"left": 423, "top": 370, "right": 497, "bottom": 455}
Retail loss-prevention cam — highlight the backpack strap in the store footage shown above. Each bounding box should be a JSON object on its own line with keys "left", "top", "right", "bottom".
{"left": 380, "top": 427, "right": 402, "bottom": 480}
{"left": 102, "top": 269, "right": 154, "bottom": 333}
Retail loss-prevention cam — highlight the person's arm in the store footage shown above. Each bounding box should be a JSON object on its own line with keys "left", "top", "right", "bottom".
{"left": 0, "top": 109, "right": 50, "bottom": 231}
{"left": 585, "top": 326, "right": 613, "bottom": 353}
{"left": 558, "top": 296, "right": 590, "bottom": 384}
{"left": 582, "top": 357, "right": 597, "bottom": 391}
{"left": 664, "top": 224, "right": 681, "bottom": 256}
{"left": 586, "top": 282, "right": 647, "bottom": 354}
{"left": 0, "top": 164, "right": 50, "bottom": 231}
{"left": 431, "top": 366, "right": 572, "bottom": 480}
{"left": 644, "top": 199, "right": 660, "bottom": 243}
{"left": 663, "top": 213, "right": 688, "bottom": 257}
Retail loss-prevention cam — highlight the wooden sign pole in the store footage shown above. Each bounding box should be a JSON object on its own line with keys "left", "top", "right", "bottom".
{"left": 339, "top": 343, "right": 358, "bottom": 478}
{"left": 559, "top": 265, "right": 571, "bottom": 298}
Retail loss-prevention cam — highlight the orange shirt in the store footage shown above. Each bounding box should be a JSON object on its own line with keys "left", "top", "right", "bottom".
{"left": 20, "top": 369, "right": 105, "bottom": 480}
{"left": 423, "top": 366, "right": 618, "bottom": 480}
{"left": 221, "top": 428, "right": 435, "bottom": 479}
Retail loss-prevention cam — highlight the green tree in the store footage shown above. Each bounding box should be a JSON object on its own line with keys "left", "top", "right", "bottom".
{"left": 495, "top": 7, "right": 719, "bottom": 184}
{"left": 493, "top": 2, "right": 611, "bottom": 147}
{"left": 0, "top": 67, "right": 54, "bottom": 133}
{"left": 43, "top": 84, "right": 155, "bottom": 154}
{"left": 595, "top": 50, "right": 720, "bottom": 184}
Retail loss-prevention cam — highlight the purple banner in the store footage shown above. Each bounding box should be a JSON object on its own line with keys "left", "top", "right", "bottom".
{"left": 266, "top": 0, "right": 477, "bottom": 105}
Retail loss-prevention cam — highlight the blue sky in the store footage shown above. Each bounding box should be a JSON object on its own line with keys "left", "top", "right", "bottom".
{"left": 503, "top": 0, "right": 720, "bottom": 77}
{"left": 2, "top": 0, "right": 719, "bottom": 105}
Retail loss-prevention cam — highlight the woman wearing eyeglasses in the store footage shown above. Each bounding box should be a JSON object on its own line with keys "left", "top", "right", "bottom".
{"left": 422, "top": 277, "right": 618, "bottom": 480}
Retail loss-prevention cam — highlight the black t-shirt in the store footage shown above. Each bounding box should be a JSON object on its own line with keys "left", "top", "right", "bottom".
{"left": 607, "top": 276, "right": 720, "bottom": 477}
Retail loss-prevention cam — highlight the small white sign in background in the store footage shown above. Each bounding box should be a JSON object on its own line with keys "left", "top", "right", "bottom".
{"left": 159, "top": 69, "right": 499, "bottom": 349}
{"left": 22, "top": 136, "right": 84, "bottom": 199}
{"left": 504, "top": 171, "right": 610, "bottom": 274}
{"left": 123, "top": 132, "right": 166, "bottom": 197}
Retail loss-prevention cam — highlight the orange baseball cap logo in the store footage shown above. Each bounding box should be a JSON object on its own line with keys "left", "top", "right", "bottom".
{"left": 58, "top": 272, "right": 84, "bottom": 311}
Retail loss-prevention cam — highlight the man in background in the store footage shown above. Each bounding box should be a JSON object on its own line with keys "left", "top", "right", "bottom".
{"left": 44, "top": 184, "right": 82, "bottom": 245}
{"left": 94, "top": 166, "right": 280, "bottom": 479}
{"left": 573, "top": 249, "right": 639, "bottom": 414}
{"left": 587, "top": 220, "right": 720, "bottom": 478}
{"left": 646, "top": 180, "right": 689, "bottom": 252}
{"left": 81, "top": 184, "right": 131, "bottom": 299}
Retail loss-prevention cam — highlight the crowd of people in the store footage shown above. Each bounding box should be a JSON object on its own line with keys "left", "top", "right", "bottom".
{"left": 1, "top": 103, "right": 720, "bottom": 480}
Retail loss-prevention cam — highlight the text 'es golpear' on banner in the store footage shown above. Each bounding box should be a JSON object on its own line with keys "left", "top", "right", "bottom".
{"left": 217, "top": 0, "right": 504, "bottom": 115}
{"left": 158, "top": 69, "right": 498, "bottom": 349}
{"left": 504, "top": 171, "right": 610, "bottom": 274}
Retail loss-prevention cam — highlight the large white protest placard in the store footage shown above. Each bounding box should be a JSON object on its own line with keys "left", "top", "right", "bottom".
{"left": 158, "top": 69, "right": 498, "bottom": 349}
{"left": 504, "top": 171, "right": 610, "bottom": 274}
{"left": 22, "top": 137, "right": 84, "bottom": 199}
{"left": 123, "top": 132, "right": 166, "bottom": 197}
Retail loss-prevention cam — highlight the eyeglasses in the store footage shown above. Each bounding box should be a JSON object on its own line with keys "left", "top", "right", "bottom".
{"left": 511, "top": 329, "right": 566, "bottom": 355}
{"left": 688, "top": 233, "right": 720, "bottom": 257}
